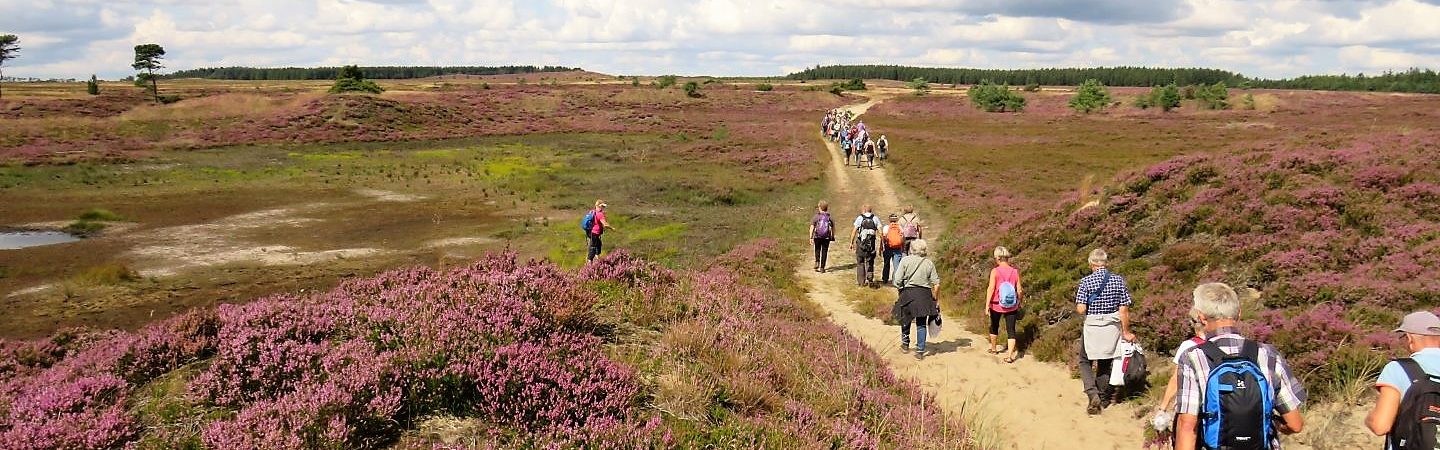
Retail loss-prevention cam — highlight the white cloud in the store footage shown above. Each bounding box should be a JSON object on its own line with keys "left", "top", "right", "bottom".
{"left": 0, "top": 0, "right": 1437, "bottom": 79}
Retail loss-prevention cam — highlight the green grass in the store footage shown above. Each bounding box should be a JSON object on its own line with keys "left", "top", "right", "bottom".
{"left": 77, "top": 208, "right": 126, "bottom": 222}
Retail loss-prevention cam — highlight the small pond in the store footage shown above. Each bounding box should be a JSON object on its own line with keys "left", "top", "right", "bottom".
{"left": 0, "top": 231, "right": 82, "bottom": 250}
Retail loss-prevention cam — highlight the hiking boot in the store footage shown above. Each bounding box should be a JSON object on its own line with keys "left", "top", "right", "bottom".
{"left": 914, "top": 350, "right": 925, "bottom": 360}
{"left": 900, "top": 344, "right": 910, "bottom": 353}
{"left": 1087, "top": 396, "right": 1102, "bottom": 416}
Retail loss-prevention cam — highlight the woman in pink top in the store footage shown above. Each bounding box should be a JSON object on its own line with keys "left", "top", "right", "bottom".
{"left": 587, "top": 200, "right": 615, "bottom": 262}
{"left": 984, "top": 246, "right": 1024, "bottom": 363}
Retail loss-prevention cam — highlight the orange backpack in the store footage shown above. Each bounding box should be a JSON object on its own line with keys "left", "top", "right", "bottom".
{"left": 884, "top": 224, "right": 905, "bottom": 249}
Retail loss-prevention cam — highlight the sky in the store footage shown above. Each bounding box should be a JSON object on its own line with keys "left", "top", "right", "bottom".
{"left": 2, "top": 0, "right": 1439, "bottom": 80}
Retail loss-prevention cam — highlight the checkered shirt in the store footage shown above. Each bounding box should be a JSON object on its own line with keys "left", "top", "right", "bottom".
{"left": 1176, "top": 328, "right": 1307, "bottom": 449}
{"left": 1072, "top": 268, "right": 1132, "bottom": 315}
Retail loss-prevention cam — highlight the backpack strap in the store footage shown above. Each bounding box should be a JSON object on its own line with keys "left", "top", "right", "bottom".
{"left": 1196, "top": 340, "right": 1229, "bottom": 366}
{"left": 1239, "top": 340, "right": 1260, "bottom": 363}
{"left": 1084, "top": 271, "right": 1114, "bottom": 307}
{"left": 1397, "top": 358, "right": 1429, "bottom": 384}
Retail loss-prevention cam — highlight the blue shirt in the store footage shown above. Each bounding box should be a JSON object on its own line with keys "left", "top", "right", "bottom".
{"left": 1377, "top": 348, "right": 1440, "bottom": 395}
{"left": 1072, "top": 268, "right": 1133, "bottom": 315}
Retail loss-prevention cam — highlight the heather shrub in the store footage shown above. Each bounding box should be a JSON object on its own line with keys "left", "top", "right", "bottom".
{"left": 755, "top": 83, "right": 773, "bottom": 92}
{"left": 656, "top": 75, "right": 677, "bottom": 89}
{"left": 951, "top": 129, "right": 1440, "bottom": 397}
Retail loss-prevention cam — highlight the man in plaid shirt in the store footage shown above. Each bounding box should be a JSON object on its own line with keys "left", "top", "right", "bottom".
{"left": 1175, "top": 283, "right": 1306, "bottom": 450}
{"left": 1073, "top": 248, "right": 1136, "bottom": 415}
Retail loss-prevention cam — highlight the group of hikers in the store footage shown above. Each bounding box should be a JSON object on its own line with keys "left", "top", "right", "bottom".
{"left": 805, "top": 110, "right": 1437, "bottom": 450}
{"left": 822, "top": 109, "right": 888, "bottom": 169}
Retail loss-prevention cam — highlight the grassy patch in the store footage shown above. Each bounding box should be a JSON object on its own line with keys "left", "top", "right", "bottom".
{"left": 78, "top": 208, "right": 126, "bottom": 222}
{"left": 72, "top": 263, "right": 142, "bottom": 285}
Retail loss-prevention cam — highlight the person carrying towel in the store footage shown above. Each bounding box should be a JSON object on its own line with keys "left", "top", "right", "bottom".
{"left": 1073, "top": 248, "right": 1136, "bottom": 415}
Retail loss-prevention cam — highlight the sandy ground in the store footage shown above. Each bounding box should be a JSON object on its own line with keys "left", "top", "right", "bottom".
{"left": 801, "top": 95, "right": 1146, "bottom": 449}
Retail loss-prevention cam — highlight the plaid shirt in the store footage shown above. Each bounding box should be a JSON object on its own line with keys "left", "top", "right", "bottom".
{"left": 1072, "top": 268, "right": 1132, "bottom": 315}
{"left": 1176, "top": 328, "right": 1307, "bottom": 449}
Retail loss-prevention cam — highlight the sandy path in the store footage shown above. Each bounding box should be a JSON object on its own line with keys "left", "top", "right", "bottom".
{"left": 798, "top": 95, "right": 1144, "bottom": 449}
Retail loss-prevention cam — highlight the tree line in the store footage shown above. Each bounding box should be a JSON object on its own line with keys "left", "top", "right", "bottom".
{"left": 788, "top": 65, "right": 1440, "bottom": 94}
{"left": 165, "top": 65, "right": 583, "bottom": 80}
{"left": 789, "top": 65, "right": 1245, "bottom": 88}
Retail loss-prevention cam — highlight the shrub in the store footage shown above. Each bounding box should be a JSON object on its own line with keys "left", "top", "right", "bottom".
{"left": 86, "top": 75, "right": 100, "bottom": 96}
{"left": 839, "top": 78, "right": 867, "bottom": 91}
{"left": 1196, "top": 82, "right": 1230, "bottom": 110}
{"left": 907, "top": 77, "right": 930, "bottom": 96}
{"left": 64, "top": 220, "right": 107, "bottom": 235}
{"left": 73, "top": 263, "right": 141, "bottom": 285}
{"left": 78, "top": 209, "right": 125, "bottom": 222}
{"left": 1067, "top": 79, "right": 1112, "bottom": 113}
{"left": 754, "top": 83, "right": 773, "bottom": 92}
{"left": 329, "top": 65, "right": 383, "bottom": 94}
{"left": 967, "top": 80, "right": 1026, "bottom": 112}
{"left": 1241, "top": 93, "right": 1256, "bottom": 110}
{"left": 656, "top": 75, "right": 677, "bottom": 89}
{"left": 683, "top": 81, "right": 701, "bottom": 98}
{"left": 1139, "top": 83, "right": 1182, "bottom": 112}
{"left": 1024, "top": 82, "right": 1041, "bottom": 92}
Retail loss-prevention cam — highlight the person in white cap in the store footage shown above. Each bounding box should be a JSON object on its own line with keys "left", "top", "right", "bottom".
{"left": 1366, "top": 311, "right": 1440, "bottom": 444}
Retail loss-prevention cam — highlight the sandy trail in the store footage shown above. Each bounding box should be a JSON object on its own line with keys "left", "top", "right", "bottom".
{"left": 798, "top": 94, "right": 1144, "bottom": 449}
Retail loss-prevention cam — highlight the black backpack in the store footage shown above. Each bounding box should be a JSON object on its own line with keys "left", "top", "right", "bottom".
{"left": 858, "top": 216, "right": 878, "bottom": 253}
{"left": 1389, "top": 358, "right": 1440, "bottom": 450}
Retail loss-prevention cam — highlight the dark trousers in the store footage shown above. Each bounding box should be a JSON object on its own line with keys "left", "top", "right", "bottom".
{"left": 1078, "top": 334, "right": 1114, "bottom": 400}
{"left": 856, "top": 252, "right": 875, "bottom": 286}
{"left": 882, "top": 247, "right": 903, "bottom": 283}
{"left": 813, "top": 238, "right": 830, "bottom": 270}
{"left": 989, "top": 310, "right": 1018, "bottom": 338}
{"left": 587, "top": 232, "right": 603, "bottom": 261}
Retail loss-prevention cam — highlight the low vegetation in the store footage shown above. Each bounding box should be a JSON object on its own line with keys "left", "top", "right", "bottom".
{"left": 967, "top": 81, "right": 1026, "bottom": 112}
{"left": 0, "top": 244, "right": 969, "bottom": 449}
{"left": 1067, "top": 79, "right": 1112, "bottom": 113}
{"left": 329, "top": 65, "right": 384, "bottom": 94}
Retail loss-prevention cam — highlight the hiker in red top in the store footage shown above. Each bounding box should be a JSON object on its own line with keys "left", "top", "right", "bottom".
{"left": 984, "top": 246, "right": 1023, "bottom": 363}
{"left": 585, "top": 200, "right": 615, "bottom": 262}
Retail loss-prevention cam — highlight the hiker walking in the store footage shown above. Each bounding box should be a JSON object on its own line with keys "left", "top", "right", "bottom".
{"left": 899, "top": 206, "right": 923, "bottom": 250}
{"left": 1175, "top": 282, "right": 1305, "bottom": 450}
{"left": 1074, "top": 248, "right": 1136, "bottom": 415}
{"left": 1366, "top": 311, "right": 1440, "bottom": 447}
{"left": 858, "top": 137, "right": 869, "bottom": 169}
{"left": 877, "top": 135, "right": 889, "bottom": 161}
{"left": 984, "top": 246, "right": 1022, "bottom": 363}
{"left": 880, "top": 214, "right": 906, "bottom": 284}
{"left": 809, "top": 201, "right": 835, "bottom": 273}
{"left": 841, "top": 133, "right": 853, "bottom": 166}
{"left": 583, "top": 200, "right": 615, "bottom": 262}
{"left": 849, "top": 205, "right": 881, "bottom": 287}
{"left": 893, "top": 239, "right": 940, "bottom": 360}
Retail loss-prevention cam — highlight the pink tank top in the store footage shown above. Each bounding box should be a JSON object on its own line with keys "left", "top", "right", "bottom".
{"left": 990, "top": 265, "right": 1021, "bottom": 312}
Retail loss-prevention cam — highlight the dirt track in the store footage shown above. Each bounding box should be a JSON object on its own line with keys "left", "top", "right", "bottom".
{"left": 797, "top": 94, "right": 1145, "bottom": 449}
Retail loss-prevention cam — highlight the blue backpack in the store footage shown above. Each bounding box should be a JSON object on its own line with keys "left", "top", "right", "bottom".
{"left": 579, "top": 210, "right": 596, "bottom": 233}
{"left": 997, "top": 281, "right": 1018, "bottom": 309}
{"left": 1196, "top": 340, "right": 1274, "bottom": 450}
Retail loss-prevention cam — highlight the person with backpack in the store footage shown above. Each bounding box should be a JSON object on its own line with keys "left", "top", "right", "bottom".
{"left": 892, "top": 239, "right": 940, "bottom": 360}
{"left": 984, "top": 246, "right": 1023, "bottom": 363}
{"left": 899, "top": 206, "right": 922, "bottom": 249}
{"left": 877, "top": 135, "right": 889, "bottom": 161}
{"left": 1175, "top": 282, "right": 1306, "bottom": 450}
{"left": 841, "top": 134, "right": 853, "bottom": 166}
{"left": 1365, "top": 311, "right": 1440, "bottom": 447}
{"left": 581, "top": 200, "right": 616, "bottom": 262}
{"left": 880, "top": 214, "right": 906, "bottom": 284}
{"left": 809, "top": 200, "right": 836, "bottom": 273}
{"left": 863, "top": 139, "right": 877, "bottom": 170}
{"left": 1073, "top": 248, "right": 1136, "bottom": 415}
{"left": 849, "top": 205, "right": 881, "bottom": 287}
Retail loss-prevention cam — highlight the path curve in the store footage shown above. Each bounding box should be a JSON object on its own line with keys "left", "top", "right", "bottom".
{"left": 797, "top": 94, "right": 1144, "bottom": 450}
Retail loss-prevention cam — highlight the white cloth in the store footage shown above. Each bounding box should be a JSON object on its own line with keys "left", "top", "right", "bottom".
{"left": 1173, "top": 338, "right": 1201, "bottom": 365}
{"left": 1110, "top": 341, "right": 1142, "bottom": 386}
{"left": 1083, "top": 313, "right": 1123, "bottom": 360}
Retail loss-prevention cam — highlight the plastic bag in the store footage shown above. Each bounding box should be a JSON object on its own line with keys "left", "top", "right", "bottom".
{"left": 926, "top": 316, "right": 943, "bottom": 342}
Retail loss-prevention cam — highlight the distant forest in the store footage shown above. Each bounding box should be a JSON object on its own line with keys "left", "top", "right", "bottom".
{"left": 788, "top": 65, "right": 1440, "bottom": 94}
{"left": 167, "top": 65, "right": 583, "bottom": 80}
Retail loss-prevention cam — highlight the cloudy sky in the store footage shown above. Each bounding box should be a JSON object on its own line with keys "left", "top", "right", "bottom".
{"left": 3, "top": 0, "right": 1439, "bottom": 80}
